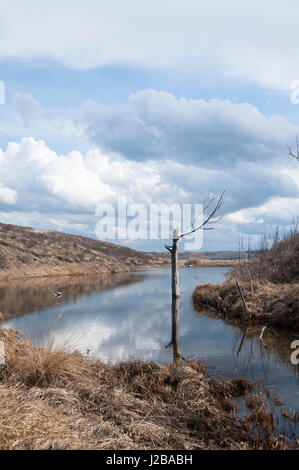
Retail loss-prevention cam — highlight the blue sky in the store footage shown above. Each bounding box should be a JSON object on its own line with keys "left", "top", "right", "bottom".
{"left": 0, "top": 0, "right": 298, "bottom": 251}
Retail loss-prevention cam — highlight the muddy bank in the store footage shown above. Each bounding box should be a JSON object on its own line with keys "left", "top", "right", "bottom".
{"left": 193, "top": 280, "right": 299, "bottom": 331}
{"left": 0, "top": 329, "right": 295, "bottom": 450}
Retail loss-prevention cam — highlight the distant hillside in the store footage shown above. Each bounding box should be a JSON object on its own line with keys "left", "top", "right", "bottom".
{"left": 0, "top": 223, "right": 168, "bottom": 280}
{"left": 151, "top": 250, "right": 257, "bottom": 261}
{"left": 181, "top": 250, "right": 258, "bottom": 260}
{"left": 182, "top": 259, "right": 237, "bottom": 267}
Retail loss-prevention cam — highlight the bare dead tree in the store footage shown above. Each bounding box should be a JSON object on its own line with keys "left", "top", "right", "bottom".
{"left": 164, "top": 190, "right": 225, "bottom": 299}
{"left": 164, "top": 191, "right": 225, "bottom": 362}
{"left": 288, "top": 137, "right": 299, "bottom": 162}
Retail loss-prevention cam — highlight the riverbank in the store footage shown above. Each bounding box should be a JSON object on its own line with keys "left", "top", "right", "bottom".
{"left": 0, "top": 329, "right": 294, "bottom": 450}
{"left": 182, "top": 259, "right": 237, "bottom": 267}
{"left": 193, "top": 231, "right": 299, "bottom": 331}
{"left": 193, "top": 280, "right": 299, "bottom": 331}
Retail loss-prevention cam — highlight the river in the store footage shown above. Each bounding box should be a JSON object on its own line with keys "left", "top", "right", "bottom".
{"left": 1, "top": 267, "right": 298, "bottom": 417}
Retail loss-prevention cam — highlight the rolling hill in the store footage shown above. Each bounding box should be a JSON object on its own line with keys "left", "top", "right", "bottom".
{"left": 0, "top": 223, "right": 168, "bottom": 280}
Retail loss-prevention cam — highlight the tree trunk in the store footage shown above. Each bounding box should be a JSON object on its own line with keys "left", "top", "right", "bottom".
{"left": 171, "top": 237, "right": 180, "bottom": 298}
{"left": 171, "top": 295, "right": 181, "bottom": 362}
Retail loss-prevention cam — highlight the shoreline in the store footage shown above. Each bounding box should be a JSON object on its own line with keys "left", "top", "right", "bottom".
{"left": 193, "top": 279, "right": 299, "bottom": 332}
{"left": 181, "top": 259, "right": 236, "bottom": 268}
{"left": 193, "top": 232, "right": 299, "bottom": 333}
{"left": 0, "top": 261, "right": 169, "bottom": 282}
{"left": 0, "top": 259, "right": 236, "bottom": 282}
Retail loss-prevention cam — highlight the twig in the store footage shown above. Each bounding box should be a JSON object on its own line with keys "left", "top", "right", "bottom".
{"left": 237, "top": 327, "right": 248, "bottom": 356}
{"left": 180, "top": 191, "right": 225, "bottom": 238}
{"left": 246, "top": 265, "right": 254, "bottom": 294}
{"left": 235, "top": 280, "right": 248, "bottom": 313}
{"left": 288, "top": 136, "right": 299, "bottom": 162}
{"left": 196, "top": 301, "right": 218, "bottom": 313}
{"left": 259, "top": 326, "right": 267, "bottom": 340}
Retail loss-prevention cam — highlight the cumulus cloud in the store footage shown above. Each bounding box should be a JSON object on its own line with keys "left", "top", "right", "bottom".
{"left": 0, "top": 135, "right": 298, "bottom": 250}
{"left": 226, "top": 197, "right": 299, "bottom": 228}
{"left": 1, "top": 89, "right": 299, "bottom": 249}
{"left": 13, "top": 90, "right": 299, "bottom": 167}
{"left": 0, "top": 183, "right": 16, "bottom": 205}
{"left": 0, "top": 136, "right": 297, "bottom": 213}
{"left": 0, "top": 137, "right": 182, "bottom": 214}
{"left": 1, "top": 1, "right": 299, "bottom": 89}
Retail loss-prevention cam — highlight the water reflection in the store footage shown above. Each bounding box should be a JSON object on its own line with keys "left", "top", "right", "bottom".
{"left": 1, "top": 268, "right": 228, "bottom": 363}
{"left": 233, "top": 325, "right": 299, "bottom": 378}
{"left": 196, "top": 304, "right": 299, "bottom": 379}
{"left": 0, "top": 273, "right": 146, "bottom": 321}
{"left": 165, "top": 295, "right": 182, "bottom": 363}
{"left": 1, "top": 267, "right": 298, "bottom": 412}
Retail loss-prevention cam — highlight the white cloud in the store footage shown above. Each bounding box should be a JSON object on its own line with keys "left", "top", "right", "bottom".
{"left": 226, "top": 197, "right": 299, "bottom": 226}
{"left": 0, "top": 182, "right": 16, "bottom": 204}
{"left": 13, "top": 90, "right": 299, "bottom": 167}
{"left": 0, "top": 135, "right": 298, "bottom": 250}
{"left": 1, "top": 1, "right": 299, "bottom": 89}
{"left": 1, "top": 89, "right": 299, "bottom": 249}
{"left": 1, "top": 136, "right": 297, "bottom": 215}
{"left": 0, "top": 138, "right": 112, "bottom": 211}
{"left": 0, "top": 137, "right": 181, "bottom": 215}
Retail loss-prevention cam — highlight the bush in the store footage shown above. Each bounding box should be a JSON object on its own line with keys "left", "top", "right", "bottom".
{"left": 232, "top": 227, "right": 299, "bottom": 284}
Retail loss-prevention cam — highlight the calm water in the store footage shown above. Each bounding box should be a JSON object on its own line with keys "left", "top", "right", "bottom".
{"left": 1, "top": 267, "right": 298, "bottom": 415}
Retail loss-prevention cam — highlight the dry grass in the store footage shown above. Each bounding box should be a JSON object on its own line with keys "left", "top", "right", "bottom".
{"left": 0, "top": 329, "right": 294, "bottom": 450}
{"left": 233, "top": 231, "right": 299, "bottom": 285}
{"left": 193, "top": 230, "right": 299, "bottom": 331}
{"left": 0, "top": 222, "right": 169, "bottom": 280}
{"left": 193, "top": 280, "right": 299, "bottom": 330}
{"left": 183, "top": 259, "right": 237, "bottom": 267}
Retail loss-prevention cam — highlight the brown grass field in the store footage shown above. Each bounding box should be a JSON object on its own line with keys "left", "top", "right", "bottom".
{"left": 0, "top": 329, "right": 296, "bottom": 450}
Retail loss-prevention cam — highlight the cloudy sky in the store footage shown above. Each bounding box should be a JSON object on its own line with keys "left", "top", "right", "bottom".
{"left": 0, "top": 0, "right": 298, "bottom": 251}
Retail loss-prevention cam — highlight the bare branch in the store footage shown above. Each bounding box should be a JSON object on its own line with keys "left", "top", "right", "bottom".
{"left": 288, "top": 136, "right": 299, "bottom": 162}
{"left": 203, "top": 190, "right": 218, "bottom": 212}
{"left": 180, "top": 190, "right": 225, "bottom": 239}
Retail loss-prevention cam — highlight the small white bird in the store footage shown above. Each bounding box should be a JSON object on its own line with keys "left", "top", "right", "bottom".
{"left": 53, "top": 291, "right": 62, "bottom": 298}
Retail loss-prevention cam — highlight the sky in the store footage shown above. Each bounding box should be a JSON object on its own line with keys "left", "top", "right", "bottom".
{"left": 0, "top": 0, "right": 298, "bottom": 251}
